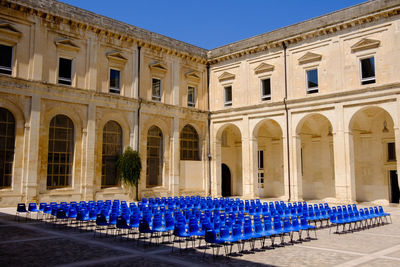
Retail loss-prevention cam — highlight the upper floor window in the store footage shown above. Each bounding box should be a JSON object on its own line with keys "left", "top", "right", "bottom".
{"left": 109, "top": 69, "right": 120, "bottom": 94}
{"left": 306, "top": 69, "right": 318, "bottom": 94}
{"left": 258, "top": 150, "right": 264, "bottom": 170}
{"left": 261, "top": 78, "right": 271, "bottom": 101}
{"left": 188, "top": 86, "right": 196, "bottom": 107}
{"left": 58, "top": 58, "right": 72, "bottom": 85}
{"left": 152, "top": 78, "right": 161, "bottom": 101}
{"left": 360, "top": 57, "right": 375, "bottom": 85}
{"left": 0, "top": 44, "right": 12, "bottom": 75}
{"left": 224, "top": 86, "right": 232, "bottom": 106}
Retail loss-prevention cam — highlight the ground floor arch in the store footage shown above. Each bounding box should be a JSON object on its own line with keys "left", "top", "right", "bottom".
{"left": 296, "top": 113, "right": 335, "bottom": 200}
{"left": 350, "top": 106, "right": 398, "bottom": 203}
{"left": 253, "top": 119, "right": 284, "bottom": 198}
{"left": 218, "top": 123, "right": 243, "bottom": 196}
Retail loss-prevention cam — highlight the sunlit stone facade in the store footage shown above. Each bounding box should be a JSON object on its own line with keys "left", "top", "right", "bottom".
{"left": 1, "top": 0, "right": 400, "bottom": 206}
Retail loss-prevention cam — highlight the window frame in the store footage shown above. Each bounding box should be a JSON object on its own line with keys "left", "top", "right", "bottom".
{"left": 152, "top": 77, "right": 162, "bottom": 102}
{"left": 306, "top": 68, "right": 319, "bottom": 94}
{"left": 360, "top": 56, "right": 376, "bottom": 85}
{"left": 187, "top": 86, "right": 196, "bottom": 107}
{"left": 109, "top": 68, "right": 121, "bottom": 94}
{"left": 57, "top": 57, "right": 73, "bottom": 86}
{"left": 257, "top": 150, "right": 264, "bottom": 170}
{"left": 0, "top": 44, "right": 13, "bottom": 76}
{"left": 224, "top": 85, "right": 232, "bottom": 107}
{"left": 180, "top": 125, "right": 200, "bottom": 161}
{"left": 101, "top": 121, "right": 123, "bottom": 188}
{"left": 260, "top": 78, "right": 271, "bottom": 101}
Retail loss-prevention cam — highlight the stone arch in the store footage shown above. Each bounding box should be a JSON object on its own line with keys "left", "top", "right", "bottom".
{"left": 296, "top": 113, "right": 335, "bottom": 200}
{"left": 252, "top": 118, "right": 284, "bottom": 198}
{"left": 215, "top": 123, "right": 243, "bottom": 196}
{"left": 349, "top": 106, "right": 396, "bottom": 203}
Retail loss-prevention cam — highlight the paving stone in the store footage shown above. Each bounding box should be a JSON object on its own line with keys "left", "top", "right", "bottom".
{"left": 356, "top": 258, "right": 400, "bottom": 266}
{"left": 0, "top": 238, "right": 129, "bottom": 267}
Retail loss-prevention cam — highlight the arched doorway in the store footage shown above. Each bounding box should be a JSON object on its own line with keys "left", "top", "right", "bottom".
{"left": 296, "top": 113, "right": 335, "bottom": 200}
{"left": 253, "top": 119, "right": 284, "bottom": 198}
{"left": 221, "top": 163, "right": 231, "bottom": 197}
{"left": 350, "top": 106, "right": 398, "bottom": 203}
{"left": 218, "top": 124, "right": 242, "bottom": 196}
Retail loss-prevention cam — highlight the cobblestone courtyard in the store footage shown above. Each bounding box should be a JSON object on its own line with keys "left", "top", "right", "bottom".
{"left": 1, "top": 202, "right": 400, "bottom": 267}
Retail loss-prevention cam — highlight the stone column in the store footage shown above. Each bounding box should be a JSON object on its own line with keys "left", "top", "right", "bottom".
{"left": 291, "top": 135, "right": 303, "bottom": 201}
{"left": 86, "top": 36, "right": 98, "bottom": 91}
{"left": 169, "top": 116, "right": 180, "bottom": 195}
{"left": 211, "top": 136, "right": 222, "bottom": 197}
{"left": 24, "top": 95, "right": 41, "bottom": 202}
{"left": 82, "top": 103, "right": 96, "bottom": 201}
{"left": 241, "top": 116, "right": 254, "bottom": 198}
{"left": 344, "top": 131, "right": 356, "bottom": 201}
{"left": 394, "top": 127, "right": 400, "bottom": 197}
{"left": 333, "top": 104, "right": 350, "bottom": 201}
{"left": 281, "top": 135, "right": 290, "bottom": 200}
{"left": 29, "top": 20, "right": 45, "bottom": 81}
{"left": 171, "top": 60, "right": 180, "bottom": 106}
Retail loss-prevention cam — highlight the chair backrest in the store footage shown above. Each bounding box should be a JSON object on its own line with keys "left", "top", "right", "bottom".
{"left": 273, "top": 220, "right": 282, "bottom": 231}
{"left": 117, "top": 216, "right": 128, "bottom": 228}
{"left": 28, "top": 203, "right": 37, "bottom": 211}
{"left": 283, "top": 218, "right": 291, "bottom": 230}
{"left": 96, "top": 213, "right": 108, "bottom": 225}
{"left": 292, "top": 217, "right": 299, "bottom": 227}
{"left": 17, "top": 203, "right": 27, "bottom": 212}
{"left": 232, "top": 224, "right": 242, "bottom": 237}
{"left": 205, "top": 229, "right": 218, "bottom": 243}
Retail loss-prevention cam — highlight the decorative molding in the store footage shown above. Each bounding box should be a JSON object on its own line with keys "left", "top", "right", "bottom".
{"left": 149, "top": 61, "right": 167, "bottom": 75}
{"left": 0, "top": 22, "right": 22, "bottom": 39}
{"left": 55, "top": 39, "right": 80, "bottom": 52}
{"left": 254, "top": 62, "right": 274, "bottom": 74}
{"left": 106, "top": 51, "right": 128, "bottom": 63}
{"left": 298, "top": 52, "right": 322, "bottom": 64}
{"left": 218, "top": 72, "right": 235, "bottom": 82}
{"left": 185, "top": 70, "right": 201, "bottom": 83}
{"left": 351, "top": 38, "right": 381, "bottom": 52}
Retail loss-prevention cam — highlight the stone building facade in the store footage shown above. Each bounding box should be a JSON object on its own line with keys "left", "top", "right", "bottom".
{"left": 1, "top": 0, "right": 400, "bottom": 206}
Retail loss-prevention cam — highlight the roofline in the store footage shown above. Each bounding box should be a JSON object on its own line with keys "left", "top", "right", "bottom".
{"left": 6, "top": 0, "right": 208, "bottom": 58}
{"left": 208, "top": 0, "right": 400, "bottom": 59}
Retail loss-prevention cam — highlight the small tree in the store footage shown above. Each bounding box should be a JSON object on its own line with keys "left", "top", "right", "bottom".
{"left": 117, "top": 147, "right": 142, "bottom": 201}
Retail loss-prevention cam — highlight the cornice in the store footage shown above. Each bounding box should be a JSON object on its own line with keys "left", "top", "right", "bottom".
{"left": 208, "top": 3, "right": 400, "bottom": 64}
{"left": 1, "top": 0, "right": 208, "bottom": 64}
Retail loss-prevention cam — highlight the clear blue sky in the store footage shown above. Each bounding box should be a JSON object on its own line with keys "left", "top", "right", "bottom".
{"left": 58, "top": 0, "right": 367, "bottom": 49}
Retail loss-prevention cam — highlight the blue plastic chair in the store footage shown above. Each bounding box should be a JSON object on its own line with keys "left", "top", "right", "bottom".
{"left": 94, "top": 213, "right": 110, "bottom": 238}
{"left": 16, "top": 203, "right": 29, "bottom": 221}
{"left": 203, "top": 229, "right": 225, "bottom": 258}
{"left": 28, "top": 203, "right": 39, "bottom": 220}
{"left": 115, "top": 216, "right": 132, "bottom": 239}
{"left": 378, "top": 206, "right": 392, "bottom": 224}
{"left": 172, "top": 223, "right": 191, "bottom": 252}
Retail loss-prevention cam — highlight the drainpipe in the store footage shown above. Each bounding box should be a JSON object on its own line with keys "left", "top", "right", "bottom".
{"left": 136, "top": 45, "right": 142, "bottom": 151}
{"left": 207, "top": 63, "right": 212, "bottom": 197}
{"left": 282, "top": 41, "right": 291, "bottom": 202}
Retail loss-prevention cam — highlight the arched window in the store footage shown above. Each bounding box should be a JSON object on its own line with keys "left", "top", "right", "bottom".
{"left": 101, "top": 121, "right": 122, "bottom": 187}
{"left": 180, "top": 125, "right": 199, "bottom": 160}
{"left": 47, "top": 115, "right": 74, "bottom": 188}
{"left": 146, "top": 126, "right": 163, "bottom": 187}
{"left": 0, "top": 108, "right": 15, "bottom": 188}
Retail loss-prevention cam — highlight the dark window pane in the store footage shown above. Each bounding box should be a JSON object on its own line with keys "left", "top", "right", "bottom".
{"left": 180, "top": 125, "right": 199, "bottom": 160}
{"left": 361, "top": 57, "right": 375, "bottom": 85}
{"left": 258, "top": 150, "right": 264, "bottom": 169}
{"left": 109, "top": 69, "right": 121, "bottom": 93}
{"left": 146, "top": 126, "right": 163, "bottom": 187}
{"left": 101, "top": 121, "right": 122, "bottom": 187}
{"left": 261, "top": 79, "right": 271, "bottom": 100}
{"left": 47, "top": 115, "right": 74, "bottom": 189}
{"left": 307, "top": 69, "right": 318, "bottom": 93}
{"left": 188, "top": 86, "right": 195, "bottom": 107}
{"left": 224, "top": 86, "right": 232, "bottom": 106}
{"left": 152, "top": 78, "right": 161, "bottom": 100}
{"left": 0, "top": 44, "right": 12, "bottom": 75}
{"left": 0, "top": 108, "right": 15, "bottom": 188}
{"left": 58, "top": 58, "right": 72, "bottom": 85}
{"left": 388, "top": 142, "right": 396, "bottom": 161}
